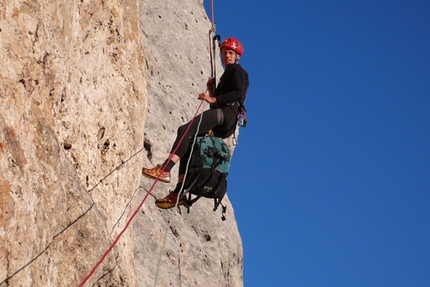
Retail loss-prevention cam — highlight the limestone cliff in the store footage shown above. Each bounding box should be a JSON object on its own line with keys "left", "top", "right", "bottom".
{"left": 0, "top": 0, "right": 243, "bottom": 286}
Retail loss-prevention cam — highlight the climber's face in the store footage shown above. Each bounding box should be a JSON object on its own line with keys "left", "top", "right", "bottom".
{"left": 221, "top": 48, "right": 239, "bottom": 65}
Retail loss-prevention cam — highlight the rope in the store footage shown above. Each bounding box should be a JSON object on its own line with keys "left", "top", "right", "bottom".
{"left": 78, "top": 100, "right": 205, "bottom": 287}
{"left": 153, "top": 5, "right": 219, "bottom": 282}
{"left": 209, "top": 0, "right": 215, "bottom": 32}
{"left": 208, "top": 30, "right": 215, "bottom": 85}
{"left": 153, "top": 4, "right": 219, "bottom": 281}
{"left": 208, "top": 0, "right": 220, "bottom": 89}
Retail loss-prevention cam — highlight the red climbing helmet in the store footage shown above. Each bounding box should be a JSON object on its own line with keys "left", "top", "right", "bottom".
{"left": 219, "top": 37, "right": 244, "bottom": 56}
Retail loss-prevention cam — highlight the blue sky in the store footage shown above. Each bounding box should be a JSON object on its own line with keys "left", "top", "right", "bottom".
{"left": 205, "top": 1, "right": 430, "bottom": 286}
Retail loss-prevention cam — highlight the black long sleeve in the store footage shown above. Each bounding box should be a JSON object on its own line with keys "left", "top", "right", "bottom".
{"left": 212, "top": 64, "right": 249, "bottom": 112}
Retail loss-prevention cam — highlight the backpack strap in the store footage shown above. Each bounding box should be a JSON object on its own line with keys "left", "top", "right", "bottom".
{"left": 185, "top": 193, "right": 201, "bottom": 214}
{"left": 206, "top": 137, "right": 229, "bottom": 170}
{"left": 212, "top": 173, "right": 228, "bottom": 220}
{"left": 183, "top": 172, "right": 202, "bottom": 214}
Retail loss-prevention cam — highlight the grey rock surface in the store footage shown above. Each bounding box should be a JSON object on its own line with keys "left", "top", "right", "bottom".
{"left": 135, "top": 1, "right": 243, "bottom": 286}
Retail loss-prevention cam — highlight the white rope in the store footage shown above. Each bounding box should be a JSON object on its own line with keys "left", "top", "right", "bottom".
{"left": 153, "top": 100, "right": 207, "bottom": 287}
{"left": 153, "top": 5, "right": 218, "bottom": 279}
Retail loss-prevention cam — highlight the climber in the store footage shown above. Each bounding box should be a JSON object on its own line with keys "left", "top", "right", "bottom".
{"left": 142, "top": 37, "right": 249, "bottom": 209}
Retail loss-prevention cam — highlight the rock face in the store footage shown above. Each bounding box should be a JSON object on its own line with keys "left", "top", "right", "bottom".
{"left": 0, "top": 0, "right": 243, "bottom": 286}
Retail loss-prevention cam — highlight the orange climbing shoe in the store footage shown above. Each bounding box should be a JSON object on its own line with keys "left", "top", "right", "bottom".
{"left": 155, "top": 191, "right": 184, "bottom": 209}
{"left": 142, "top": 164, "right": 171, "bottom": 183}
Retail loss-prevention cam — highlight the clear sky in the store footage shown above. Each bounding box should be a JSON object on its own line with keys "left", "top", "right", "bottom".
{"left": 205, "top": 1, "right": 430, "bottom": 286}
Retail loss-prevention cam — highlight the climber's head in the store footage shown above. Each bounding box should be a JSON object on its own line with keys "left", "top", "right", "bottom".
{"left": 219, "top": 37, "right": 243, "bottom": 65}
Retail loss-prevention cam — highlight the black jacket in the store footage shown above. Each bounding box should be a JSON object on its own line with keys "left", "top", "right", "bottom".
{"left": 211, "top": 63, "right": 249, "bottom": 113}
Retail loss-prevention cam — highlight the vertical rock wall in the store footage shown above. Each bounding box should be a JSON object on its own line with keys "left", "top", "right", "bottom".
{"left": 134, "top": 1, "right": 243, "bottom": 286}
{"left": 0, "top": 0, "right": 243, "bottom": 286}
{"left": 1, "top": 0, "right": 146, "bottom": 286}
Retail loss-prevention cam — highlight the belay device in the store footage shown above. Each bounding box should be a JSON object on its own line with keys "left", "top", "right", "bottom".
{"left": 183, "top": 135, "right": 231, "bottom": 220}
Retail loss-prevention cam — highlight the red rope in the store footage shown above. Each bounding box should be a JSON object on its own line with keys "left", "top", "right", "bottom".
{"left": 209, "top": 0, "right": 215, "bottom": 33}
{"left": 208, "top": 0, "right": 217, "bottom": 84}
{"left": 78, "top": 99, "right": 205, "bottom": 287}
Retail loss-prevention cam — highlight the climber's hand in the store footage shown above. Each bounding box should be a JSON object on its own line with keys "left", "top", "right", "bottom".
{"left": 198, "top": 92, "right": 217, "bottom": 104}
